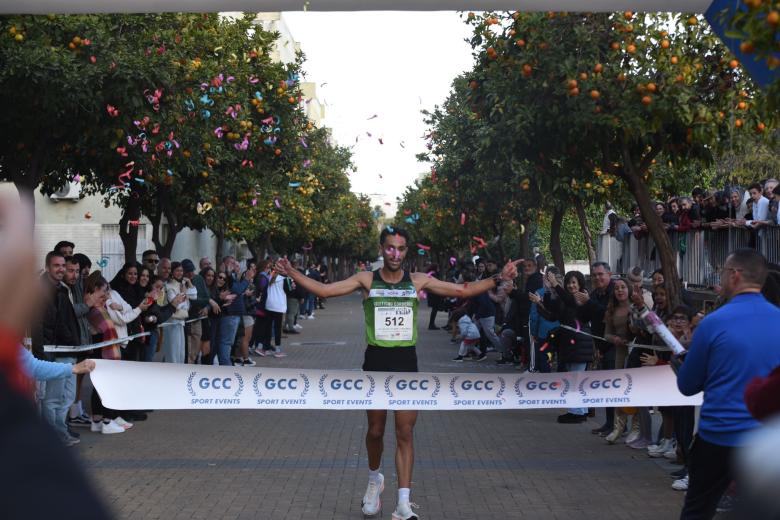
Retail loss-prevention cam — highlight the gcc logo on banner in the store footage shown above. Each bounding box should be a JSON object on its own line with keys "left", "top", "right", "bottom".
{"left": 449, "top": 376, "right": 507, "bottom": 406}
{"left": 513, "top": 376, "right": 571, "bottom": 406}
{"left": 578, "top": 373, "right": 633, "bottom": 405}
{"left": 251, "top": 372, "right": 311, "bottom": 407}
{"left": 187, "top": 371, "right": 245, "bottom": 406}
{"left": 318, "top": 374, "right": 376, "bottom": 406}
{"left": 384, "top": 375, "right": 441, "bottom": 407}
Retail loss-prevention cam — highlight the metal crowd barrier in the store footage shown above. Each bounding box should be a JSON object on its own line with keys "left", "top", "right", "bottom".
{"left": 598, "top": 227, "right": 780, "bottom": 287}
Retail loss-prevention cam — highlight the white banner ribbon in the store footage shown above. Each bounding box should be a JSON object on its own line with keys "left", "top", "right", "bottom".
{"left": 91, "top": 360, "right": 701, "bottom": 411}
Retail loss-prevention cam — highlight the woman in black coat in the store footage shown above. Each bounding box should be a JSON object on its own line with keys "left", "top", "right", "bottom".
{"left": 537, "top": 270, "right": 594, "bottom": 424}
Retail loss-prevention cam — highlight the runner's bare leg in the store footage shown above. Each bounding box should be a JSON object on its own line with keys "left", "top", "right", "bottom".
{"left": 394, "top": 410, "right": 418, "bottom": 488}
{"left": 366, "top": 410, "right": 387, "bottom": 470}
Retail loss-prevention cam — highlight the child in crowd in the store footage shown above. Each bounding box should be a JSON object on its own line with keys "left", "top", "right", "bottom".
{"left": 453, "top": 314, "right": 481, "bottom": 362}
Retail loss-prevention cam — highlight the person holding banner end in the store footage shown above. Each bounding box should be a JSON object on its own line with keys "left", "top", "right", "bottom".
{"left": 676, "top": 249, "right": 780, "bottom": 520}
{"left": 275, "top": 227, "right": 519, "bottom": 520}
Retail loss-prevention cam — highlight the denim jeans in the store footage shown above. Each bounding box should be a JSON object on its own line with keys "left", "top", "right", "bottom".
{"left": 41, "top": 356, "right": 76, "bottom": 440}
{"left": 303, "top": 293, "right": 315, "bottom": 316}
{"left": 217, "top": 315, "right": 240, "bottom": 366}
{"left": 144, "top": 330, "right": 158, "bottom": 362}
{"left": 564, "top": 362, "right": 588, "bottom": 415}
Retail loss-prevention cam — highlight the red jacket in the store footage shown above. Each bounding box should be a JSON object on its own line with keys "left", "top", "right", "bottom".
{"left": 744, "top": 364, "right": 780, "bottom": 421}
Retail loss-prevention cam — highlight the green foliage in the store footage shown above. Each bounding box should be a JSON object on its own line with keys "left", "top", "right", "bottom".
{"left": 534, "top": 205, "right": 602, "bottom": 262}
{"left": 0, "top": 14, "right": 375, "bottom": 259}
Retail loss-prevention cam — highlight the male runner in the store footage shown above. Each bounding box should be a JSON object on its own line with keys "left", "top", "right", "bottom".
{"left": 275, "top": 227, "right": 519, "bottom": 520}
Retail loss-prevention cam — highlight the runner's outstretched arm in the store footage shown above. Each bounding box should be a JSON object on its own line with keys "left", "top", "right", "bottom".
{"left": 414, "top": 259, "right": 521, "bottom": 298}
{"left": 274, "top": 258, "right": 370, "bottom": 298}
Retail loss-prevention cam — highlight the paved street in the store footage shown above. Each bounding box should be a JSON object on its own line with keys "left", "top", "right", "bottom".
{"left": 77, "top": 293, "right": 685, "bottom": 519}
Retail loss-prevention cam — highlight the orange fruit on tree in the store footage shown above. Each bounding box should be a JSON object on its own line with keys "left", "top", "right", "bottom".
{"left": 661, "top": 39, "right": 670, "bottom": 49}
{"left": 624, "top": 11, "right": 633, "bottom": 20}
{"left": 568, "top": 87, "right": 580, "bottom": 96}
{"left": 687, "top": 16, "right": 698, "bottom": 25}
{"left": 767, "top": 56, "right": 780, "bottom": 68}
{"left": 671, "top": 55, "right": 679, "bottom": 64}
{"left": 522, "top": 63, "right": 532, "bottom": 76}
{"left": 641, "top": 95, "right": 652, "bottom": 106}
{"left": 718, "top": 111, "right": 725, "bottom": 119}
{"left": 567, "top": 79, "right": 578, "bottom": 89}
{"left": 627, "top": 44, "right": 637, "bottom": 54}
{"left": 738, "top": 101, "right": 747, "bottom": 110}
{"left": 660, "top": 30, "right": 668, "bottom": 37}
{"left": 516, "top": 38, "right": 526, "bottom": 47}
{"left": 624, "top": 24, "right": 634, "bottom": 33}
{"left": 274, "top": 148, "right": 282, "bottom": 155}
{"left": 590, "top": 89, "right": 600, "bottom": 99}
{"left": 675, "top": 74, "right": 684, "bottom": 83}
{"left": 735, "top": 118, "right": 743, "bottom": 128}
{"left": 579, "top": 72, "right": 588, "bottom": 80}
{"left": 646, "top": 82, "right": 657, "bottom": 92}
{"left": 756, "top": 122, "right": 766, "bottom": 133}
{"left": 768, "top": 11, "right": 779, "bottom": 26}
{"left": 594, "top": 63, "right": 603, "bottom": 73}
{"left": 611, "top": 41, "right": 620, "bottom": 50}
{"left": 729, "top": 59, "right": 739, "bottom": 68}
{"left": 740, "top": 41, "right": 755, "bottom": 54}
{"left": 508, "top": 29, "right": 516, "bottom": 37}
{"left": 617, "top": 72, "right": 626, "bottom": 82}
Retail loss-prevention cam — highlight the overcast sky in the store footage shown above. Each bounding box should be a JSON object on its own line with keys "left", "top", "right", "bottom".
{"left": 283, "top": 11, "right": 474, "bottom": 212}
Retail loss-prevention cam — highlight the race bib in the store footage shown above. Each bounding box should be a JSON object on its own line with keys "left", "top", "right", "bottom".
{"left": 374, "top": 306, "right": 413, "bottom": 341}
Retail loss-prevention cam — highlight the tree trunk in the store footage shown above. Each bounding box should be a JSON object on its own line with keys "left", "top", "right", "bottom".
{"left": 549, "top": 207, "right": 565, "bottom": 273}
{"left": 215, "top": 228, "right": 225, "bottom": 264}
{"left": 151, "top": 191, "right": 178, "bottom": 259}
{"left": 519, "top": 217, "right": 531, "bottom": 258}
{"left": 119, "top": 194, "right": 141, "bottom": 264}
{"left": 618, "top": 148, "right": 681, "bottom": 306}
{"left": 574, "top": 198, "right": 597, "bottom": 265}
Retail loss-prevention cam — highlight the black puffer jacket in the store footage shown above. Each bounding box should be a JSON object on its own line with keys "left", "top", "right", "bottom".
{"left": 32, "top": 275, "right": 80, "bottom": 361}
{"left": 539, "top": 285, "right": 594, "bottom": 365}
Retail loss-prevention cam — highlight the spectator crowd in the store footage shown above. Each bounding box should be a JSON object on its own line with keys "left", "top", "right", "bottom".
{"left": 428, "top": 248, "right": 780, "bottom": 518}
{"left": 28, "top": 240, "right": 329, "bottom": 443}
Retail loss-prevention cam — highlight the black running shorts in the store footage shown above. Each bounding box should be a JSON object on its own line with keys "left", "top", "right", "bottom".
{"left": 362, "top": 345, "right": 418, "bottom": 373}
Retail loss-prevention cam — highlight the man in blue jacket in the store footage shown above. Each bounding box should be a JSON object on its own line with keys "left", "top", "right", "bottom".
{"left": 677, "top": 249, "right": 780, "bottom": 519}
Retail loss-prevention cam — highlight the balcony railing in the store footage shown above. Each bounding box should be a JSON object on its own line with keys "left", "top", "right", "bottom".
{"left": 597, "top": 226, "right": 780, "bottom": 287}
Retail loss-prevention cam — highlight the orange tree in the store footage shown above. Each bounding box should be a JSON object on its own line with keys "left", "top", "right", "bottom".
{"left": 463, "top": 10, "right": 772, "bottom": 304}
{"left": 109, "top": 13, "right": 309, "bottom": 258}
{"left": 224, "top": 125, "right": 363, "bottom": 258}
{"left": 709, "top": 0, "right": 780, "bottom": 110}
{"left": 416, "top": 75, "right": 542, "bottom": 262}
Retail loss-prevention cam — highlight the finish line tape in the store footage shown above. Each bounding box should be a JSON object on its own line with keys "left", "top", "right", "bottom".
{"left": 91, "top": 360, "right": 701, "bottom": 411}
{"left": 43, "top": 317, "right": 206, "bottom": 353}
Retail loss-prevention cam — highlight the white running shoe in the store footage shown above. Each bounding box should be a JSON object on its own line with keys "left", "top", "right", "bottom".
{"left": 101, "top": 420, "right": 125, "bottom": 435}
{"left": 361, "top": 473, "right": 384, "bottom": 517}
{"left": 113, "top": 417, "right": 134, "bottom": 430}
{"left": 293, "top": 324, "right": 303, "bottom": 330}
{"left": 391, "top": 501, "right": 419, "bottom": 520}
{"left": 672, "top": 475, "right": 689, "bottom": 491}
{"left": 90, "top": 420, "right": 103, "bottom": 433}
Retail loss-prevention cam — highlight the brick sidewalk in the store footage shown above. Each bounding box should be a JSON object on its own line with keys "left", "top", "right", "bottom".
{"left": 77, "top": 294, "right": 685, "bottom": 519}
